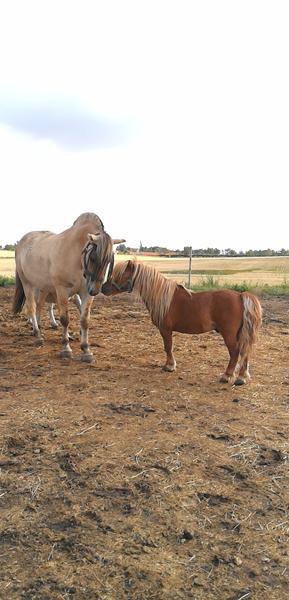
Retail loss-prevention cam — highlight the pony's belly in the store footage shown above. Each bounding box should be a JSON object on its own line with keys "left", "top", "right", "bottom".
{"left": 173, "top": 319, "right": 214, "bottom": 335}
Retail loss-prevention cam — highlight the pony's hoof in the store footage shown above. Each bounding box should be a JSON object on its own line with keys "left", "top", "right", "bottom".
{"left": 81, "top": 353, "right": 94, "bottom": 364}
{"left": 219, "top": 375, "right": 230, "bottom": 383}
{"left": 50, "top": 323, "right": 58, "bottom": 330}
{"left": 162, "top": 364, "right": 176, "bottom": 372}
{"left": 34, "top": 338, "right": 44, "bottom": 347}
{"left": 59, "top": 349, "right": 73, "bottom": 359}
{"left": 234, "top": 377, "right": 246, "bottom": 386}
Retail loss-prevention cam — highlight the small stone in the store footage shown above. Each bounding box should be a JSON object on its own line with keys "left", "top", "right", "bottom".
{"left": 177, "top": 529, "right": 194, "bottom": 543}
{"left": 233, "top": 555, "right": 243, "bottom": 566}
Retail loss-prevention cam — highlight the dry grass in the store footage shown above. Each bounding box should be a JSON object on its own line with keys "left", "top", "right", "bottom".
{"left": 0, "top": 288, "right": 289, "bottom": 599}
{"left": 115, "top": 254, "right": 289, "bottom": 286}
{"left": 2, "top": 250, "right": 289, "bottom": 286}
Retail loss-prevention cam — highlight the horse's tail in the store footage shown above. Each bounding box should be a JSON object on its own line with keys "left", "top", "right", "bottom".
{"left": 238, "top": 292, "right": 262, "bottom": 359}
{"left": 12, "top": 271, "right": 26, "bottom": 314}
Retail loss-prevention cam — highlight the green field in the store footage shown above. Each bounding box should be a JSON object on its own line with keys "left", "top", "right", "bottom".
{"left": 1, "top": 250, "right": 289, "bottom": 292}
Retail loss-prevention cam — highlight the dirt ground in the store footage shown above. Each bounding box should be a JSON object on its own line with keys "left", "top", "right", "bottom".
{"left": 0, "top": 287, "right": 288, "bottom": 600}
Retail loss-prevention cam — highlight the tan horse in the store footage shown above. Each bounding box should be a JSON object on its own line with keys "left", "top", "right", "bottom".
{"left": 102, "top": 259, "right": 262, "bottom": 384}
{"left": 13, "top": 213, "right": 124, "bottom": 361}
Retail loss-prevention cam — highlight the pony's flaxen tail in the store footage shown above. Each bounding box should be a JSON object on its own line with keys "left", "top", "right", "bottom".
{"left": 238, "top": 292, "right": 262, "bottom": 361}
{"left": 12, "top": 271, "right": 26, "bottom": 314}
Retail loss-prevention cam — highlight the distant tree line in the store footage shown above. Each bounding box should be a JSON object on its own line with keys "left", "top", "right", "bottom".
{"left": 117, "top": 244, "right": 289, "bottom": 257}
{"left": 0, "top": 244, "right": 16, "bottom": 251}
{"left": 1, "top": 242, "right": 289, "bottom": 257}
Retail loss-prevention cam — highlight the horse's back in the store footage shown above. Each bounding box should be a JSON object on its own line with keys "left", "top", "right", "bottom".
{"left": 15, "top": 214, "right": 105, "bottom": 292}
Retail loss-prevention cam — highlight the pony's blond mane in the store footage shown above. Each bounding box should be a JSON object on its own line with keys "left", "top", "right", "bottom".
{"left": 114, "top": 260, "right": 178, "bottom": 327}
{"left": 73, "top": 213, "right": 104, "bottom": 229}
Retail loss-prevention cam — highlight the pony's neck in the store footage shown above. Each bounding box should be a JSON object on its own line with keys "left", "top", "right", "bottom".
{"left": 132, "top": 262, "right": 177, "bottom": 327}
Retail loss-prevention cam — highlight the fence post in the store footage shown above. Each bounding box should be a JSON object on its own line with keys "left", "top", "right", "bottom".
{"left": 188, "top": 246, "right": 192, "bottom": 288}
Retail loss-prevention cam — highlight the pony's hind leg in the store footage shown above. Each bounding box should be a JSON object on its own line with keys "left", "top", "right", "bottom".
{"left": 234, "top": 357, "right": 250, "bottom": 386}
{"left": 160, "top": 328, "right": 176, "bottom": 372}
{"left": 79, "top": 295, "right": 94, "bottom": 363}
{"left": 220, "top": 336, "right": 240, "bottom": 383}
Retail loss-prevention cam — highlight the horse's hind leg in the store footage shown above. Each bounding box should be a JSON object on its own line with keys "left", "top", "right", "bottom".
{"left": 56, "top": 290, "right": 73, "bottom": 358}
{"left": 160, "top": 328, "right": 176, "bottom": 372}
{"left": 48, "top": 303, "right": 58, "bottom": 329}
{"left": 25, "top": 288, "right": 44, "bottom": 346}
{"left": 220, "top": 335, "right": 239, "bottom": 383}
{"left": 79, "top": 296, "right": 94, "bottom": 363}
{"left": 35, "top": 290, "right": 47, "bottom": 330}
{"left": 71, "top": 294, "right": 82, "bottom": 313}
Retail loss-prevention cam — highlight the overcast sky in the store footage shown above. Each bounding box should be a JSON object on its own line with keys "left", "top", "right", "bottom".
{"left": 0, "top": 0, "right": 288, "bottom": 251}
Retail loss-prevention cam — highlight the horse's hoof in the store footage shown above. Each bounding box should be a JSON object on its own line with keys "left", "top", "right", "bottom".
{"left": 34, "top": 338, "right": 44, "bottom": 347}
{"left": 162, "top": 364, "right": 176, "bottom": 372}
{"left": 81, "top": 353, "right": 94, "bottom": 364}
{"left": 50, "top": 323, "right": 58, "bottom": 330}
{"left": 59, "top": 349, "right": 73, "bottom": 359}
{"left": 234, "top": 377, "right": 246, "bottom": 386}
{"left": 219, "top": 375, "right": 229, "bottom": 383}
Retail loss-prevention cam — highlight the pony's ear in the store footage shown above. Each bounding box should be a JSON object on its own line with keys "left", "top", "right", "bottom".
{"left": 87, "top": 233, "right": 101, "bottom": 244}
{"left": 113, "top": 238, "right": 126, "bottom": 245}
{"left": 126, "top": 260, "right": 134, "bottom": 272}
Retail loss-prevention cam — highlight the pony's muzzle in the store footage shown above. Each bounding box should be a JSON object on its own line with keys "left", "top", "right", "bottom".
{"left": 101, "top": 281, "right": 112, "bottom": 295}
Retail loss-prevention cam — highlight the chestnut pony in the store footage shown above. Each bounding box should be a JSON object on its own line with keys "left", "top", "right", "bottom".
{"left": 102, "top": 259, "right": 262, "bottom": 384}
{"left": 13, "top": 213, "right": 124, "bottom": 361}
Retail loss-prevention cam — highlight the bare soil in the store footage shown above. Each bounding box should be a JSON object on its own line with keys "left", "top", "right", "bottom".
{"left": 0, "top": 287, "right": 289, "bottom": 600}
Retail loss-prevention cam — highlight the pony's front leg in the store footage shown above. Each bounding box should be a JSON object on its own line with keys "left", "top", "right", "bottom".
{"left": 79, "top": 295, "right": 94, "bottom": 363}
{"left": 56, "top": 291, "right": 72, "bottom": 358}
{"left": 160, "top": 328, "right": 176, "bottom": 372}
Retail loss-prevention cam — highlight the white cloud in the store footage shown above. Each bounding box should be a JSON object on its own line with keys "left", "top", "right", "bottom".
{"left": 0, "top": 1, "right": 289, "bottom": 250}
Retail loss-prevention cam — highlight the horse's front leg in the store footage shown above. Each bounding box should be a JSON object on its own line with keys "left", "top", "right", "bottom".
{"left": 56, "top": 290, "right": 72, "bottom": 358}
{"left": 79, "top": 295, "right": 94, "bottom": 363}
{"left": 160, "top": 327, "right": 176, "bottom": 372}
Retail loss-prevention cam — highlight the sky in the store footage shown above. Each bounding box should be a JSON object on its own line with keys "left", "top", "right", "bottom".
{"left": 0, "top": 0, "right": 288, "bottom": 252}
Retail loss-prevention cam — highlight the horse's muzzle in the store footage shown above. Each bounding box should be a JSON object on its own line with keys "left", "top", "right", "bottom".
{"left": 87, "top": 279, "right": 101, "bottom": 296}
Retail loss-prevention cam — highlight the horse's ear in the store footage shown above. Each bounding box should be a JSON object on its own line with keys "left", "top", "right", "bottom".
{"left": 113, "top": 238, "right": 126, "bottom": 245}
{"left": 87, "top": 233, "right": 101, "bottom": 244}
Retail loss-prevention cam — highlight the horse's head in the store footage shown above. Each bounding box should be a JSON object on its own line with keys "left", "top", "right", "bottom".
{"left": 102, "top": 260, "right": 135, "bottom": 296}
{"left": 82, "top": 233, "right": 125, "bottom": 296}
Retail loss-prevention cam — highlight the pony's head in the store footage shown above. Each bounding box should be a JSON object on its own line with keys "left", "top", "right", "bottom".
{"left": 82, "top": 233, "right": 125, "bottom": 296}
{"left": 102, "top": 260, "right": 135, "bottom": 296}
